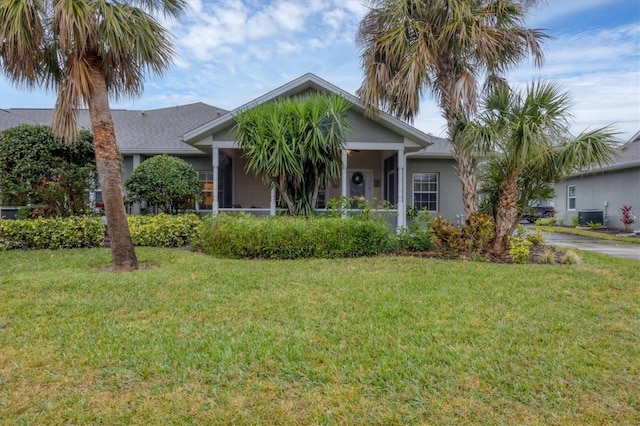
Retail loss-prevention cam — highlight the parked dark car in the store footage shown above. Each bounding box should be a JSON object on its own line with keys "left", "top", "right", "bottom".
{"left": 524, "top": 203, "right": 554, "bottom": 223}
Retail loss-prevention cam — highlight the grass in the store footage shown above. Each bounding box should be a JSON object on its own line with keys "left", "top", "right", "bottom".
{"left": 535, "top": 225, "right": 640, "bottom": 244}
{"left": 1, "top": 248, "right": 639, "bottom": 425}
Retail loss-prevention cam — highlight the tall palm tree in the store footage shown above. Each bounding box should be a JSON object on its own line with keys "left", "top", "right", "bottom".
{"left": 356, "top": 0, "right": 548, "bottom": 217}
{"left": 0, "top": 0, "right": 186, "bottom": 270}
{"left": 466, "top": 81, "right": 618, "bottom": 253}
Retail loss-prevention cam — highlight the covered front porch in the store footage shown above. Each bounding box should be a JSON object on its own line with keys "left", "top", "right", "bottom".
{"left": 194, "top": 142, "right": 423, "bottom": 229}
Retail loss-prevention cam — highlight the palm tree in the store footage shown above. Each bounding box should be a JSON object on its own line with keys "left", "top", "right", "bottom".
{"left": 234, "top": 93, "right": 352, "bottom": 216}
{"left": 466, "top": 81, "right": 618, "bottom": 253}
{"left": 0, "top": 0, "right": 186, "bottom": 270}
{"left": 356, "top": 0, "right": 548, "bottom": 217}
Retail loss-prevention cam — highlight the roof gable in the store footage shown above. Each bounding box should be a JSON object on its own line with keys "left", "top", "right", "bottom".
{"left": 182, "top": 73, "right": 439, "bottom": 149}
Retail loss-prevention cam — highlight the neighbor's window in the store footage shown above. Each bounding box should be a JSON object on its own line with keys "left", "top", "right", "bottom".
{"left": 198, "top": 171, "right": 214, "bottom": 209}
{"left": 567, "top": 185, "right": 576, "bottom": 210}
{"left": 413, "top": 173, "right": 438, "bottom": 212}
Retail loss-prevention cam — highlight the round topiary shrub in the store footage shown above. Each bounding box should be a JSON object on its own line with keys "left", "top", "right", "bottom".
{"left": 125, "top": 155, "right": 202, "bottom": 214}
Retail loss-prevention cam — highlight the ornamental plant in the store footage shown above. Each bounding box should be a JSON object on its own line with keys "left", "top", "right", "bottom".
{"left": 620, "top": 205, "right": 635, "bottom": 232}
{"left": 0, "top": 124, "right": 96, "bottom": 217}
{"left": 125, "top": 155, "right": 202, "bottom": 214}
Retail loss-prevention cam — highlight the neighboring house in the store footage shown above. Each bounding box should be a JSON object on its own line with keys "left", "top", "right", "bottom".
{"left": 0, "top": 73, "right": 465, "bottom": 227}
{"left": 553, "top": 131, "right": 640, "bottom": 229}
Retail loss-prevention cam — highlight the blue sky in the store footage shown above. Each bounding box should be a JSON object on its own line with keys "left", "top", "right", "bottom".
{"left": 0, "top": 0, "right": 638, "bottom": 141}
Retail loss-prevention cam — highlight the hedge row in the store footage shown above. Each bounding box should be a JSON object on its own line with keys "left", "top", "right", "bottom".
{"left": 127, "top": 213, "right": 202, "bottom": 247}
{"left": 0, "top": 216, "right": 104, "bottom": 250}
{"left": 196, "top": 213, "right": 397, "bottom": 259}
{"left": 1, "top": 213, "right": 433, "bottom": 257}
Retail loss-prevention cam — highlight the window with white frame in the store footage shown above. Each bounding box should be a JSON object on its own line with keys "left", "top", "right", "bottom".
{"left": 198, "top": 171, "right": 214, "bottom": 210}
{"left": 567, "top": 185, "right": 576, "bottom": 210}
{"left": 413, "top": 173, "right": 438, "bottom": 212}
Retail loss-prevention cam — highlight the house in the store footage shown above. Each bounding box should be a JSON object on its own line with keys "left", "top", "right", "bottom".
{"left": 0, "top": 73, "right": 465, "bottom": 227}
{"left": 552, "top": 131, "right": 640, "bottom": 229}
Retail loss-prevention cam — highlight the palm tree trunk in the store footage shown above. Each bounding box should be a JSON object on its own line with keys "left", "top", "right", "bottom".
{"left": 87, "top": 62, "right": 138, "bottom": 271}
{"left": 491, "top": 174, "right": 519, "bottom": 253}
{"left": 452, "top": 143, "right": 478, "bottom": 218}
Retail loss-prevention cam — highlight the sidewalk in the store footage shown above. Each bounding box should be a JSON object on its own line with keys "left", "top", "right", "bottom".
{"left": 543, "top": 232, "right": 640, "bottom": 261}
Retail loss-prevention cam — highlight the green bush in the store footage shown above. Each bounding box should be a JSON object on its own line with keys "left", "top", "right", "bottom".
{"left": 0, "top": 216, "right": 104, "bottom": 250}
{"left": 429, "top": 215, "right": 467, "bottom": 258}
{"left": 429, "top": 213, "right": 494, "bottom": 259}
{"left": 197, "top": 214, "right": 396, "bottom": 259}
{"left": 571, "top": 216, "right": 580, "bottom": 227}
{"left": 526, "top": 228, "right": 545, "bottom": 246}
{"left": 507, "top": 233, "right": 532, "bottom": 264}
{"left": 125, "top": 155, "right": 202, "bottom": 214}
{"left": 0, "top": 124, "right": 95, "bottom": 217}
{"left": 128, "top": 214, "right": 203, "bottom": 247}
{"left": 535, "top": 217, "right": 555, "bottom": 226}
{"left": 397, "top": 210, "right": 434, "bottom": 252}
{"left": 463, "top": 212, "right": 494, "bottom": 257}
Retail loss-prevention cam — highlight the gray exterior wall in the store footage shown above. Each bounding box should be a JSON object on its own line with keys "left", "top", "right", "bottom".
{"left": 346, "top": 110, "right": 403, "bottom": 143}
{"left": 406, "top": 158, "right": 464, "bottom": 224}
{"left": 209, "top": 108, "right": 403, "bottom": 144}
{"left": 553, "top": 167, "right": 640, "bottom": 228}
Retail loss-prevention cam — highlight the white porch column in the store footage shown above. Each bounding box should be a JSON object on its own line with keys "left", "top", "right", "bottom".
{"left": 270, "top": 186, "right": 276, "bottom": 216}
{"left": 130, "top": 154, "right": 142, "bottom": 214}
{"left": 341, "top": 149, "right": 348, "bottom": 217}
{"left": 212, "top": 148, "right": 219, "bottom": 215}
{"left": 397, "top": 148, "right": 405, "bottom": 229}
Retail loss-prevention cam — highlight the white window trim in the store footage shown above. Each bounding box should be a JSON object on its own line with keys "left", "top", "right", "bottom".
{"left": 412, "top": 172, "right": 439, "bottom": 213}
{"left": 197, "top": 170, "right": 214, "bottom": 211}
{"left": 567, "top": 184, "right": 576, "bottom": 211}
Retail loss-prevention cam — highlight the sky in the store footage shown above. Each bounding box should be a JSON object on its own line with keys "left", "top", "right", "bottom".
{"left": 0, "top": 0, "right": 638, "bottom": 142}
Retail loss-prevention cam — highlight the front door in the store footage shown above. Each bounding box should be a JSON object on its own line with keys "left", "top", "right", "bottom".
{"left": 348, "top": 170, "right": 373, "bottom": 203}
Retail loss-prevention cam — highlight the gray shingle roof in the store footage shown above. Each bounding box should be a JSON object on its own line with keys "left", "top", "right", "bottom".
{"left": 408, "top": 135, "right": 453, "bottom": 158}
{"left": 0, "top": 103, "right": 227, "bottom": 155}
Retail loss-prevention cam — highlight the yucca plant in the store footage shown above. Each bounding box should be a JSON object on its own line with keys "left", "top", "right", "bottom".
{"left": 234, "top": 93, "right": 352, "bottom": 216}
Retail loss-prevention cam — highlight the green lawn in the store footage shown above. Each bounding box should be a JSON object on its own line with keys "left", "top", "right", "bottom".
{"left": 1, "top": 248, "right": 638, "bottom": 425}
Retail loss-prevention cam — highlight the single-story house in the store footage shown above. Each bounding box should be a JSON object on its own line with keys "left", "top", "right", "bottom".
{"left": 552, "top": 130, "right": 640, "bottom": 229}
{"left": 0, "top": 73, "right": 466, "bottom": 227}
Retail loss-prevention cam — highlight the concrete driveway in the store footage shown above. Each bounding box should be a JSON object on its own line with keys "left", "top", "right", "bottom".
{"left": 543, "top": 232, "right": 640, "bottom": 261}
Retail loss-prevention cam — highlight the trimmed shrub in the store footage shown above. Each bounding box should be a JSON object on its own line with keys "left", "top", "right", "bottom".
{"left": 0, "top": 216, "right": 104, "bottom": 250}
{"left": 197, "top": 213, "right": 396, "bottom": 259}
{"left": 125, "top": 155, "right": 202, "bottom": 214}
{"left": 128, "top": 214, "right": 203, "bottom": 247}
{"left": 397, "top": 210, "right": 434, "bottom": 252}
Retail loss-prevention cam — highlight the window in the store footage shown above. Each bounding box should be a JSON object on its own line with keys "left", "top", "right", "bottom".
{"left": 198, "top": 171, "right": 214, "bottom": 210}
{"left": 413, "top": 173, "right": 438, "bottom": 212}
{"left": 384, "top": 154, "right": 397, "bottom": 204}
{"left": 567, "top": 185, "right": 576, "bottom": 210}
{"left": 316, "top": 186, "right": 326, "bottom": 209}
